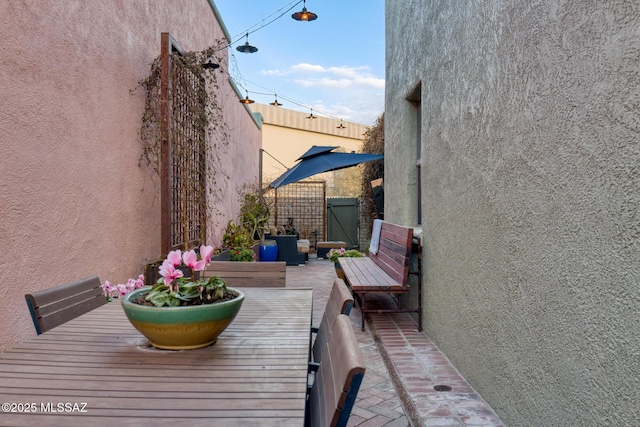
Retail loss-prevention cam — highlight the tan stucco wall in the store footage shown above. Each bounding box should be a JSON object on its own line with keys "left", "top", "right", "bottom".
{"left": 0, "top": 1, "right": 260, "bottom": 350}
{"left": 386, "top": 1, "right": 639, "bottom": 425}
{"left": 251, "top": 104, "right": 367, "bottom": 191}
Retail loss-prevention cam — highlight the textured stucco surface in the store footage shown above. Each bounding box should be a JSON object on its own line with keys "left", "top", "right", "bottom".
{"left": 385, "top": 1, "right": 639, "bottom": 425}
{"left": 0, "top": 1, "right": 260, "bottom": 350}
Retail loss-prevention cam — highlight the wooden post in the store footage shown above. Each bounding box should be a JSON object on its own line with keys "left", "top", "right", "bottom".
{"left": 160, "top": 33, "right": 171, "bottom": 256}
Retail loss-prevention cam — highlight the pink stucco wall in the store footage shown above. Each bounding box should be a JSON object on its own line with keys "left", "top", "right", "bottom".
{"left": 0, "top": 1, "right": 261, "bottom": 349}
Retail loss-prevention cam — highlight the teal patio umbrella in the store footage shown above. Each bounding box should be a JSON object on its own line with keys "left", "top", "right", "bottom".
{"left": 269, "top": 146, "right": 384, "bottom": 188}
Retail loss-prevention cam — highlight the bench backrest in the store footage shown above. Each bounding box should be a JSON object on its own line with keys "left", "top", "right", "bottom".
{"left": 370, "top": 221, "right": 413, "bottom": 285}
{"left": 312, "top": 279, "right": 354, "bottom": 363}
{"left": 25, "top": 275, "right": 107, "bottom": 335}
{"left": 203, "top": 261, "right": 286, "bottom": 288}
{"left": 308, "top": 314, "right": 365, "bottom": 427}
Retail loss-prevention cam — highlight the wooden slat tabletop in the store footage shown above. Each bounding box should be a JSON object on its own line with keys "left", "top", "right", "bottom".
{"left": 0, "top": 288, "right": 313, "bottom": 426}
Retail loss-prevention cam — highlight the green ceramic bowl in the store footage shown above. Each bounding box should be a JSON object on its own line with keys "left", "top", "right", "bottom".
{"left": 121, "top": 286, "right": 244, "bottom": 350}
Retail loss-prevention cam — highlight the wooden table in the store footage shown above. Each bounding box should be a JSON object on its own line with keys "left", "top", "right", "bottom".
{"left": 0, "top": 288, "right": 313, "bottom": 426}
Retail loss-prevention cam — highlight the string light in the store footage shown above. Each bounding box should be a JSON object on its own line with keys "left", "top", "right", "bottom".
{"left": 291, "top": 0, "right": 318, "bottom": 21}
{"left": 239, "top": 91, "right": 255, "bottom": 104}
{"left": 270, "top": 95, "right": 283, "bottom": 107}
{"left": 208, "top": 2, "right": 360, "bottom": 126}
{"left": 230, "top": 78, "right": 357, "bottom": 126}
{"left": 202, "top": 60, "right": 219, "bottom": 70}
{"left": 221, "top": 1, "right": 302, "bottom": 52}
{"left": 236, "top": 34, "right": 258, "bottom": 53}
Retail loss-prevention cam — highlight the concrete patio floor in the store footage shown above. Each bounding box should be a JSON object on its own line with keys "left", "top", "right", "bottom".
{"left": 286, "top": 254, "right": 505, "bottom": 427}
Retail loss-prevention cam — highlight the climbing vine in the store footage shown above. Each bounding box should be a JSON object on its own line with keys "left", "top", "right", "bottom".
{"left": 360, "top": 113, "right": 385, "bottom": 225}
{"left": 132, "top": 42, "right": 230, "bottom": 250}
{"left": 134, "top": 44, "right": 229, "bottom": 176}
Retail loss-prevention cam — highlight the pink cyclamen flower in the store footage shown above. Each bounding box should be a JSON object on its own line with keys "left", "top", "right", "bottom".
{"left": 103, "top": 274, "right": 146, "bottom": 299}
{"left": 183, "top": 249, "right": 206, "bottom": 272}
{"left": 102, "top": 281, "right": 117, "bottom": 298}
{"left": 200, "top": 245, "right": 214, "bottom": 264}
{"left": 116, "top": 283, "right": 130, "bottom": 297}
{"left": 159, "top": 259, "right": 184, "bottom": 290}
{"left": 125, "top": 277, "right": 141, "bottom": 293}
{"left": 166, "top": 250, "right": 182, "bottom": 267}
{"left": 135, "top": 274, "right": 145, "bottom": 289}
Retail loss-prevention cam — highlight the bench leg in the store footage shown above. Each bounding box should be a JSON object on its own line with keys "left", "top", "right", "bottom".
{"left": 360, "top": 293, "right": 366, "bottom": 331}
{"left": 350, "top": 290, "right": 367, "bottom": 331}
{"left": 342, "top": 279, "right": 364, "bottom": 331}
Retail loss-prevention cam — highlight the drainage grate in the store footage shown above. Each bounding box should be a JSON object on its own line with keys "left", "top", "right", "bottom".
{"left": 434, "top": 384, "right": 452, "bottom": 392}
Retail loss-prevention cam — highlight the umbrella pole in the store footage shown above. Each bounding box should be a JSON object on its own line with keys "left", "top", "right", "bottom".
{"left": 259, "top": 149, "right": 263, "bottom": 190}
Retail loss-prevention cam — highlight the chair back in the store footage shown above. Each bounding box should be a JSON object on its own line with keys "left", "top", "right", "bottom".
{"left": 308, "top": 315, "right": 365, "bottom": 427}
{"left": 312, "top": 279, "right": 354, "bottom": 363}
{"left": 25, "top": 276, "right": 106, "bottom": 334}
{"left": 202, "top": 261, "right": 286, "bottom": 287}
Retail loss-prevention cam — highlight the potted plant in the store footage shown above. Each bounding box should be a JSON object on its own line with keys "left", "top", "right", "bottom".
{"left": 104, "top": 245, "right": 244, "bottom": 350}
{"left": 222, "top": 220, "right": 254, "bottom": 250}
{"left": 229, "top": 247, "right": 257, "bottom": 262}
{"left": 239, "top": 187, "right": 271, "bottom": 242}
{"left": 327, "top": 248, "right": 364, "bottom": 280}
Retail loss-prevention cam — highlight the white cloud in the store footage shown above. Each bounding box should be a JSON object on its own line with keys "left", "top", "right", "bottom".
{"left": 258, "top": 62, "right": 385, "bottom": 125}
{"left": 294, "top": 77, "right": 352, "bottom": 89}
{"left": 262, "top": 69, "right": 285, "bottom": 76}
{"left": 325, "top": 66, "right": 368, "bottom": 78}
{"left": 285, "top": 63, "right": 384, "bottom": 90}
{"left": 353, "top": 76, "right": 385, "bottom": 89}
{"left": 291, "top": 63, "right": 326, "bottom": 73}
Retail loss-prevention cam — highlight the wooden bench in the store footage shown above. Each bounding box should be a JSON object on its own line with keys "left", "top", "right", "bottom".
{"left": 202, "top": 261, "right": 286, "bottom": 287}
{"left": 338, "top": 220, "right": 422, "bottom": 331}
{"left": 25, "top": 275, "right": 107, "bottom": 335}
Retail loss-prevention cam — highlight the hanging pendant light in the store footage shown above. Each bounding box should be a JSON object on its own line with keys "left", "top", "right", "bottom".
{"left": 202, "top": 59, "right": 219, "bottom": 70}
{"left": 270, "top": 95, "right": 283, "bottom": 107}
{"left": 336, "top": 120, "right": 346, "bottom": 129}
{"left": 306, "top": 109, "right": 317, "bottom": 119}
{"left": 236, "top": 34, "right": 258, "bottom": 53}
{"left": 239, "top": 92, "right": 255, "bottom": 104}
{"left": 292, "top": 0, "right": 317, "bottom": 21}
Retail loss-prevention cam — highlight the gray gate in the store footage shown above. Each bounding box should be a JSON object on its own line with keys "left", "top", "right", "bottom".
{"left": 326, "top": 198, "right": 359, "bottom": 249}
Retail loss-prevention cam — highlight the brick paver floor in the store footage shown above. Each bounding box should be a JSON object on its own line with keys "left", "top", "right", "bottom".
{"left": 286, "top": 254, "right": 505, "bottom": 427}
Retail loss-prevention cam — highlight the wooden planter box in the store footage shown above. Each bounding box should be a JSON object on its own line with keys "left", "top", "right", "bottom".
{"left": 212, "top": 249, "right": 231, "bottom": 261}
{"left": 143, "top": 260, "right": 202, "bottom": 285}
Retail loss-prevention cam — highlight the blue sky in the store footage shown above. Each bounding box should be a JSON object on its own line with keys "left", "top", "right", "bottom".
{"left": 214, "top": 0, "right": 385, "bottom": 126}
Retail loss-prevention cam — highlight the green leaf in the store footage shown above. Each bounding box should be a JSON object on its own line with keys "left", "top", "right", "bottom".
{"left": 151, "top": 283, "right": 169, "bottom": 292}
{"left": 167, "top": 296, "right": 181, "bottom": 307}
{"left": 148, "top": 292, "right": 168, "bottom": 307}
